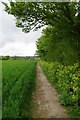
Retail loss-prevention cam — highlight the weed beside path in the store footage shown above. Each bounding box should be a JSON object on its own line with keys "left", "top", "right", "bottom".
{"left": 32, "top": 64, "right": 69, "bottom": 118}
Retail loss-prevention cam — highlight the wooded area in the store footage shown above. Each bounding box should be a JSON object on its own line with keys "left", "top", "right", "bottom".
{"left": 3, "top": 2, "right": 80, "bottom": 65}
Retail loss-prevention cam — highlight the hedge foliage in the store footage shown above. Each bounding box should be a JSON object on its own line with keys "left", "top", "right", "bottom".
{"left": 40, "top": 61, "right": 80, "bottom": 117}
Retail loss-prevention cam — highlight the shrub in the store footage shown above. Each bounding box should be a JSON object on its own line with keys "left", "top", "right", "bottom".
{"left": 40, "top": 61, "right": 80, "bottom": 117}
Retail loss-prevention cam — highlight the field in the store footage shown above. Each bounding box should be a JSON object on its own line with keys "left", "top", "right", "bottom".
{"left": 2, "top": 59, "right": 80, "bottom": 118}
{"left": 0, "top": 60, "right": 2, "bottom": 119}
{"left": 2, "top": 60, "right": 37, "bottom": 118}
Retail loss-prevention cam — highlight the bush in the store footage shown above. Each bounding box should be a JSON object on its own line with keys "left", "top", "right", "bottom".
{"left": 40, "top": 61, "right": 80, "bottom": 117}
{"left": 2, "top": 56, "right": 10, "bottom": 60}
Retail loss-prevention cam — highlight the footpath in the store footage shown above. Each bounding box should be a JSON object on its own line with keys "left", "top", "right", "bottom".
{"left": 32, "top": 64, "right": 69, "bottom": 118}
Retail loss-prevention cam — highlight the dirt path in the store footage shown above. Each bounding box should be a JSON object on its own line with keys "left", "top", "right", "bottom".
{"left": 32, "top": 64, "right": 69, "bottom": 118}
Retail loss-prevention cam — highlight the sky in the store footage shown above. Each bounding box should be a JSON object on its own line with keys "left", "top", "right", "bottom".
{"left": 0, "top": 1, "right": 43, "bottom": 56}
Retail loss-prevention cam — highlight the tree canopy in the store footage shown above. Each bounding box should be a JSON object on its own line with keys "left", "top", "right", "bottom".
{"left": 36, "top": 26, "right": 78, "bottom": 65}
{"left": 3, "top": 2, "right": 80, "bottom": 64}
{"left": 3, "top": 2, "right": 80, "bottom": 34}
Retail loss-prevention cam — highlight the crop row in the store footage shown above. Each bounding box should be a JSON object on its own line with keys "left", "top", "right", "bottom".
{"left": 2, "top": 60, "right": 37, "bottom": 118}
{"left": 40, "top": 61, "right": 80, "bottom": 118}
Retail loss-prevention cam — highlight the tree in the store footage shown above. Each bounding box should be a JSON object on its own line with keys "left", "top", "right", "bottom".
{"left": 3, "top": 2, "right": 80, "bottom": 61}
{"left": 3, "top": 2, "right": 80, "bottom": 35}
{"left": 2, "top": 56, "right": 10, "bottom": 60}
{"left": 36, "top": 26, "right": 78, "bottom": 65}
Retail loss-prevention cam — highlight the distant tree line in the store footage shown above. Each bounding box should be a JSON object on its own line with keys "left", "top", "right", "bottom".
{"left": 0, "top": 56, "right": 10, "bottom": 60}
{"left": 0, "top": 56, "right": 38, "bottom": 60}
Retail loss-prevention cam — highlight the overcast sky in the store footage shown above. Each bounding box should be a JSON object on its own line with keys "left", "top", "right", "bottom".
{"left": 0, "top": 1, "right": 43, "bottom": 56}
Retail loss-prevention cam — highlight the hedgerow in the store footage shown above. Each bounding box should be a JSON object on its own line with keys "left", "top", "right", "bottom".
{"left": 40, "top": 61, "right": 80, "bottom": 118}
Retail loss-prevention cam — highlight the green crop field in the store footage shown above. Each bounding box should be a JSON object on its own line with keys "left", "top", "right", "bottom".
{"left": 2, "top": 60, "right": 37, "bottom": 118}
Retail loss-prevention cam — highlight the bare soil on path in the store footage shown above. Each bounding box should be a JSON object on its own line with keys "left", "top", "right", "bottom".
{"left": 32, "top": 64, "right": 69, "bottom": 118}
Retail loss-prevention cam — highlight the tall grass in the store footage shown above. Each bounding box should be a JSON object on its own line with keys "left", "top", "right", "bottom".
{"left": 2, "top": 60, "right": 37, "bottom": 118}
{"left": 0, "top": 60, "right": 2, "bottom": 119}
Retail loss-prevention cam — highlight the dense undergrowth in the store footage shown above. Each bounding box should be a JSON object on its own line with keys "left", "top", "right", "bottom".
{"left": 2, "top": 60, "right": 37, "bottom": 118}
{"left": 40, "top": 61, "right": 80, "bottom": 118}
